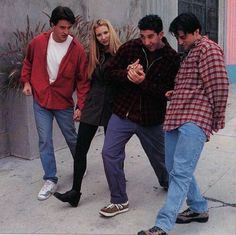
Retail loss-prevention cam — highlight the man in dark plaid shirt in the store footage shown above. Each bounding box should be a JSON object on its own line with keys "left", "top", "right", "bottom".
{"left": 99, "top": 15, "right": 180, "bottom": 218}
{"left": 138, "top": 13, "right": 229, "bottom": 235}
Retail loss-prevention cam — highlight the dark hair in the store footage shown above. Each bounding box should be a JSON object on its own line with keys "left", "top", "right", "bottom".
{"left": 49, "top": 6, "right": 75, "bottom": 26}
{"left": 138, "top": 14, "right": 163, "bottom": 33}
{"left": 169, "top": 12, "right": 202, "bottom": 35}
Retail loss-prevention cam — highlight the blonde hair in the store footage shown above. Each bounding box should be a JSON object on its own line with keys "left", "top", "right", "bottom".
{"left": 88, "top": 19, "right": 121, "bottom": 79}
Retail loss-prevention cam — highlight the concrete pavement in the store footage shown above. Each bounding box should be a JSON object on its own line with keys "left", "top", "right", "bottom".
{"left": 0, "top": 85, "right": 235, "bottom": 235}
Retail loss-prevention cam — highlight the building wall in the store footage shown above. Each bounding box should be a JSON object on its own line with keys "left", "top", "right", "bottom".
{"left": 0, "top": 74, "right": 9, "bottom": 158}
{"left": 226, "top": 0, "right": 236, "bottom": 83}
{"left": 0, "top": 0, "right": 178, "bottom": 52}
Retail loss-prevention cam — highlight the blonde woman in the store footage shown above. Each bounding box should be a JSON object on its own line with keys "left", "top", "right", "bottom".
{"left": 54, "top": 19, "right": 121, "bottom": 207}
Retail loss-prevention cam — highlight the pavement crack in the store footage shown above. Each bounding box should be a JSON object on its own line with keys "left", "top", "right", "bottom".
{"left": 204, "top": 196, "right": 236, "bottom": 208}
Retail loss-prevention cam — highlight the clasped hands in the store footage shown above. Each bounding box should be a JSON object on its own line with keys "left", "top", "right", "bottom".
{"left": 127, "top": 59, "right": 145, "bottom": 84}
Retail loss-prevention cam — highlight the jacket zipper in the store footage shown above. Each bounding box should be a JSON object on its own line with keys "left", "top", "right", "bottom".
{"left": 125, "top": 49, "right": 163, "bottom": 119}
{"left": 131, "top": 49, "right": 162, "bottom": 120}
{"left": 142, "top": 48, "right": 162, "bottom": 74}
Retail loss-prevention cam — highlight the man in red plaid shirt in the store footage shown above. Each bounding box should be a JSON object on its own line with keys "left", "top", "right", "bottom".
{"left": 138, "top": 13, "right": 229, "bottom": 235}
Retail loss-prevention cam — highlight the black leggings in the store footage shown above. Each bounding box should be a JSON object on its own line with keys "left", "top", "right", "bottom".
{"left": 72, "top": 122, "right": 106, "bottom": 191}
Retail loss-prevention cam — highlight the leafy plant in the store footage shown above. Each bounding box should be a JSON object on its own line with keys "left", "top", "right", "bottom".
{"left": 0, "top": 15, "right": 47, "bottom": 97}
{"left": 115, "top": 24, "right": 139, "bottom": 43}
{"left": 72, "top": 15, "right": 92, "bottom": 53}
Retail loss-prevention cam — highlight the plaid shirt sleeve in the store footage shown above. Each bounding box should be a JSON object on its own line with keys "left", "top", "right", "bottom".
{"left": 199, "top": 44, "right": 229, "bottom": 132}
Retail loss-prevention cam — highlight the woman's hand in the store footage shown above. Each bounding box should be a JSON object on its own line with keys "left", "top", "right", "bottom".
{"left": 22, "top": 82, "right": 32, "bottom": 96}
{"left": 73, "top": 108, "right": 81, "bottom": 122}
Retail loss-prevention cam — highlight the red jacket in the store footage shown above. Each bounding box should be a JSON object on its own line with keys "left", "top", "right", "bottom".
{"left": 21, "top": 31, "right": 90, "bottom": 110}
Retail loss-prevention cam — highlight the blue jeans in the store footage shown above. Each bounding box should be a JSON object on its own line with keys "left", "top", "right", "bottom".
{"left": 33, "top": 101, "right": 77, "bottom": 183}
{"left": 155, "top": 122, "right": 208, "bottom": 232}
{"left": 102, "top": 114, "right": 168, "bottom": 204}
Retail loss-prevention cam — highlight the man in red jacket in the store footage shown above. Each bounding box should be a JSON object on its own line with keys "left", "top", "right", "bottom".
{"left": 21, "top": 6, "right": 89, "bottom": 201}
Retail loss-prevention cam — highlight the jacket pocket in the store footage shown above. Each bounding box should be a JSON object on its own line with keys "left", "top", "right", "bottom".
{"left": 63, "top": 62, "right": 76, "bottom": 79}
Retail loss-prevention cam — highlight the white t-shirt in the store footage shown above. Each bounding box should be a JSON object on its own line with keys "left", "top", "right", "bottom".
{"left": 47, "top": 32, "right": 73, "bottom": 83}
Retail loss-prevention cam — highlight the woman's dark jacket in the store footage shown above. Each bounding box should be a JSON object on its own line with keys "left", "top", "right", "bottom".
{"left": 80, "top": 52, "right": 114, "bottom": 126}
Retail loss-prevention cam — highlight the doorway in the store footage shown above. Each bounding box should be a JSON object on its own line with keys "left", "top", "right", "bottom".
{"left": 178, "top": 0, "right": 219, "bottom": 42}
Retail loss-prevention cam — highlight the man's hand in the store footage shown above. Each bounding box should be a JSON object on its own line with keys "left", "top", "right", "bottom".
{"left": 127, "top": 59, "right": 140, "bottom": 70}
{"left": 73, "top": 108, "right": 81, "bottom": 122}
{"left": 22, "top": 82, "right": 32, "bottom": 96}
{"left": 165, "top": 90, "right": 174, "bottom": 100}
{"left": 127, "top": 59, "right": 145, "bottom": 84}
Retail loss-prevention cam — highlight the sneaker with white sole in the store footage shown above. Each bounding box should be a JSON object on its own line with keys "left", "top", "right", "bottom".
{"left": 99, "top": 201, "right": 129, "bottom": 217}
{"left": 38, "top": 180, "right": 57, "bottom": 201}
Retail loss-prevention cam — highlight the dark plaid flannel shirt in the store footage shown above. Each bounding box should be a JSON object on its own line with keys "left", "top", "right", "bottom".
{"left": 104, "top": 37, "right": 180, "bottom": 126}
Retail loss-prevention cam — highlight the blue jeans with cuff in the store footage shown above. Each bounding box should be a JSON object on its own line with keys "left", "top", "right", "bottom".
{"left": 33, "top": 100, "right": 77, "bottom": 183}
{"left": 155, "top": 122, "right": 208, "bottom": 232}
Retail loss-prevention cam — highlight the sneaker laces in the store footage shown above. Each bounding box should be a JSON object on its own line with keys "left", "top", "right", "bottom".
{"left": 149, "top": 226, "right": 161, "bottom": 233}
{"left": 41, "top": 181, "right": 54, "bottom": 193}
{"left": 181, "top": 208, "right": 194, "bottom": 216}
{"left": 105, "top": 202, "right": 128, "bottom": 210}
{"left": 149, "top": 226, "right": 165, "bottom": 234}
{"left": 105, "top": 203, "right": 123, "bottom": 210}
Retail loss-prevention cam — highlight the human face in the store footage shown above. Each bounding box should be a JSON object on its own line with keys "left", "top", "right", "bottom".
{"left": 52, "top": 19, "right": 73, "bottom": 43}
{"left": 140, "top": 29, "right": 164, "bottom": 52}
{"left": 175, "top": 30, "right": 199, "bottom": 51}
{"left": 95, "top": 25, "right": 110, "bottom": 47}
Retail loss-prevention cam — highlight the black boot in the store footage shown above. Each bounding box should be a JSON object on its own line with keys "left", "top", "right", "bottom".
{"left": 54, "top": 190, "right": 81, "bottom": 207}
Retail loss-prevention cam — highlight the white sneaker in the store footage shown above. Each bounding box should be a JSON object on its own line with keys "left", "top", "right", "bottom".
{"left": 37, "top": 180, "right": 57, "bottom": 201}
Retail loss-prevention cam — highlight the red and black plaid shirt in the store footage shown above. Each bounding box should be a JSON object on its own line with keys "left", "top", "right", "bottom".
{"left": 164, "top": 36, "right": 229, "bottom": 139}
{"left": 105, "top": 38, "right": 180, "bottom": 126}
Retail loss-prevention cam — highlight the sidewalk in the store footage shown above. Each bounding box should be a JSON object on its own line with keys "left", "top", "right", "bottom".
{"left": 0, "top": 85, "right": 235, "bottom": 235}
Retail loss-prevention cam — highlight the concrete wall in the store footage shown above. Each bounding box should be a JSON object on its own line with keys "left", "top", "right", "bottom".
{"left": 0, "top": 0, "right": 178, "bottom": 50}
{"left": 0, "top": 74, "right": 10, "bottom": 158}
